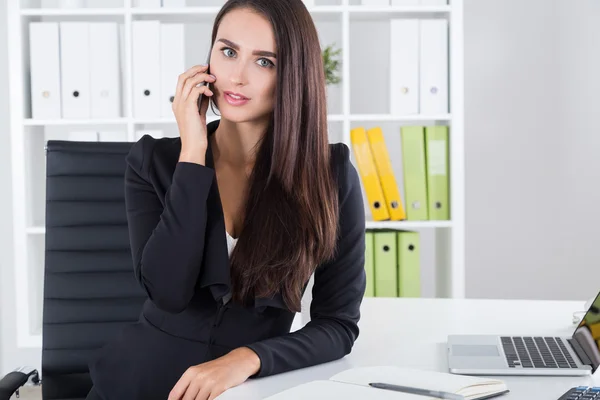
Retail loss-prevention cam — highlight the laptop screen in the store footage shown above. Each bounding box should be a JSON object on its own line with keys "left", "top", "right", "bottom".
{"left": 573, "top": 291, "right": 600, "bottom": 372}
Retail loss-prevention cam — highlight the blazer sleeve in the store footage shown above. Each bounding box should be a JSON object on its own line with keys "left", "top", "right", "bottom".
{"left": 244, "top": 144, "right": 367, "bottom": 377}
{"left": 124, "top": 135, "right": 216, "bottom": 313}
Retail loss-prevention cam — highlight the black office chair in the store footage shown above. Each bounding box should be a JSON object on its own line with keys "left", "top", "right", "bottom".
{"left": 0, "top": 140, "right": 147, "bottom": 400}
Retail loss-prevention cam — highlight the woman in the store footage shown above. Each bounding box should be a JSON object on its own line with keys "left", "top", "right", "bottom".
{"left": 86, "top": 0, "right": 366, "bottom": 399}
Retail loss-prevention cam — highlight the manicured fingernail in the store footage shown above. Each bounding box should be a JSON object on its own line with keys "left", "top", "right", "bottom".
{"left": 210, "top": 74, "right": 216, "bottom": 79}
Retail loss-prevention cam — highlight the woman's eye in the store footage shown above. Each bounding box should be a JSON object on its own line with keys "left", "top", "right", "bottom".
{"left": 223, "top": 48, "right": 235, "bottom": 57}
{"left": 257, "top": 59, "right": 273, "bottom": 68}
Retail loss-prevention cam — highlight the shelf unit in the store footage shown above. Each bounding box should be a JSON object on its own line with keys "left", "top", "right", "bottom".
{"left": 7, "top": 0, "right": 464, "bottom": 353}
{"left": 19, "top": 5, "right": 452, "bottom": 16}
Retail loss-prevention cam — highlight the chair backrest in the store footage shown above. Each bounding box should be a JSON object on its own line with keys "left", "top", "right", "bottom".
{"left": 42, "top": 140, "right": 146, "bottom": 400}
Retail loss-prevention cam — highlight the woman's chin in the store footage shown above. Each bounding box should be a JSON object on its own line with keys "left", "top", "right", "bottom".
{"left": 217, "top": 108, "right": 254, "bottom": 123}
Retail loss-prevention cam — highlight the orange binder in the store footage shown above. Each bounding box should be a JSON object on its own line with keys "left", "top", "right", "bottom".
{"left": 350, "top": 127, "right": 390, "bottom": 221}
{"left": 367, "top": 127, "right": 406, "bottom": 220}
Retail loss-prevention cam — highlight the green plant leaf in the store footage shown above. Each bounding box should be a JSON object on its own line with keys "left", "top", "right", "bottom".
{"left": 322, "top": 43, "right": 342, "bottom": 85}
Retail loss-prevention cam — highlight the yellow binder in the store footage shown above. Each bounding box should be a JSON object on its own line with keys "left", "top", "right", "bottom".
{"left": 366, "top": 127, "right": 406, "bottom": 221}
{"left": 350, "top": 127, "right": 390, "bottom": 221}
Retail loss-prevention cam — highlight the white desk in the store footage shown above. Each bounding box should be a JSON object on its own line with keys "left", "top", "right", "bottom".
{"left": 14, "top": 297, "right": 599, "bottom": 400}
{"left": 219, "top": 297, "right": 600, "bottom": 400}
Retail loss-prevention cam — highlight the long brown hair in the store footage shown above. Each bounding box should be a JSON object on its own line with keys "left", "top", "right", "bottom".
{"left": 209, "top": 0, "right": 339, "bottom": 312}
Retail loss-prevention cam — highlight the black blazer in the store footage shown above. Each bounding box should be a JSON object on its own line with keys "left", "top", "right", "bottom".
{"left": 88, "top": 119, "right": 366, "bottom": 399}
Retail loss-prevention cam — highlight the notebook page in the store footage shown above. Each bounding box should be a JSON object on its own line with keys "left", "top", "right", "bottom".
{"left": 458, "top": 382, "right": 508, "bottom": 399}
{"left": 263, "top": 380, "right": 429, "bottom": 400}
{"left": 330, "top": 366, "right": 506, "bottom": 395}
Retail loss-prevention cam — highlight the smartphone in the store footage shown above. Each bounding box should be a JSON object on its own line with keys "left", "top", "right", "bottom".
{"left": 197, "top": 47, "right": 212, "bottom": 114}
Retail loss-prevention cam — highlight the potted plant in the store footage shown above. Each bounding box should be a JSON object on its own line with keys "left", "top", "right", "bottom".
{"left": 322, "top": 43, "right": 342, "bottom": 85}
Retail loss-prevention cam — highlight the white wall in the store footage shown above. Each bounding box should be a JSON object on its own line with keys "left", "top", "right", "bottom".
{"left": 554, "top": 0, "right": 600, "bottom": 300}
{"left": 464, "top": 0, "right": 600, "bottom": 301}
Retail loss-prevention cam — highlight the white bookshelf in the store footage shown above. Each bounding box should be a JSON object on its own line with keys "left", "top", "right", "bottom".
{"left": 7, "top": 0, "right": 464, "bottom": 353}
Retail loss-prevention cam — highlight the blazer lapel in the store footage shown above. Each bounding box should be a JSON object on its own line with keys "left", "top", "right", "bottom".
{"left": 197, "top": 120, "right": 232, "bottom": 304}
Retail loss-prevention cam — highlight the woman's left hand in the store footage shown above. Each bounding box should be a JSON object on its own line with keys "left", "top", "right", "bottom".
{"left": 168, "top": 347, "right": 261, "bottom": 400}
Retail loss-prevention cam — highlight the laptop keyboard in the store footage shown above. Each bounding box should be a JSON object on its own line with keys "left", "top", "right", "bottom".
{"left": 501, "top": 336, "right": 579, "bottom": 368}
{"left": 557, "top": 386, "right": 600, "bottom": 400}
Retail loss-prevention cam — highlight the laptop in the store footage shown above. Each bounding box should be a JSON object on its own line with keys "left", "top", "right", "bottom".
{"left": 447, "top": 290, "right": 600, "bottom": 376}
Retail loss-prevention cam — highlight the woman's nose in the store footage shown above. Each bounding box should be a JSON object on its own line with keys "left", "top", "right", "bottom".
{"left": 229, "top": 62, "right": 248, "bottom": 86}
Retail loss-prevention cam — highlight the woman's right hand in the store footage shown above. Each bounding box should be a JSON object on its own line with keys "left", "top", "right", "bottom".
{"left": 173, "top": 64, "right": 216, "bottom": 159}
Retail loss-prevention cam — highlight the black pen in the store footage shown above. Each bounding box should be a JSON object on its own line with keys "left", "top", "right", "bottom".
{"left": 369, "top": 382, "right": 465, "bottom": 400}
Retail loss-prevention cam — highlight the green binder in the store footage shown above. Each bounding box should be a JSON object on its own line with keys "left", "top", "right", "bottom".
{"left": 397, "top": 231, "right": 421, "bottom": 297}
{"left": 364, "top": 231, "right": 375, "bottom": 297}
{"left": 373, "top": 230, "right": 398, "bottom": 297}
{"left": 425, "top": 126, "right": 450, "bottom": 220}
{"left": 401, "top": 126, "right": 429, "bottom": 220}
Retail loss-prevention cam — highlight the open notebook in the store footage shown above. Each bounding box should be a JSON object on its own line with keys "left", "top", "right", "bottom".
{"left": 264, "top": 366, "right": 508, "bottom": 400}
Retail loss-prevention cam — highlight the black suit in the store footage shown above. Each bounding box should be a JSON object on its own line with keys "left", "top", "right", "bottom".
{"left": 87, "top": 119, "right": 366, "bottom": 399}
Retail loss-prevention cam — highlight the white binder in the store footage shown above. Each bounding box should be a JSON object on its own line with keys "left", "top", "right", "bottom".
{"left": 360, "top": 0, "right": 390, "bottom": 5}
{"left": 89, "top": 22, "right": 121, "bottom": 119}
{"left": 29, "top": 22, "right": 61, "bottom": 119}
{"left": 68, "top": 131, "right": 98, "bottom": 142}
{"left": 137, "top": 0, "right": 161, "bottom": 6}
{"left": 160, "top": 23, "right": 185, "bottom": 119}
{"left": 98, "top": 131, "right": 127, "bottom": 142}
{"left": 132, "top": 21, "right": 161, "bottom": 118}
{"left": 162, "top": 0, "right": 186, "bottom": 6}
{"left": 390, "top": 19, "right": 419, "bottom": 115}
{"left": 419, "top": 19, "right": 448, "bottom": 114}
{"left": 420, "top": 0, "right": 447, "bottom": 4}
{"left": 60, "top": 22, "right": 91, "bottom": 119}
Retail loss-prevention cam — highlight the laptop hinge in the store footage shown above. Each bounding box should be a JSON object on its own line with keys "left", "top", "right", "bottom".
{"left": 567, "top": 338, "right": 592, "bottom": 366}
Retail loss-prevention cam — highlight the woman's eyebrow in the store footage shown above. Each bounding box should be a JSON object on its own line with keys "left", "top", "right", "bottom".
{"left": 216, "top": 38, "right": 277, "bottom": 58}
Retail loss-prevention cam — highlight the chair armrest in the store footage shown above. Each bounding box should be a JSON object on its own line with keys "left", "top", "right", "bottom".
{"left": 0, "top": 367, "right": 39, "bottom": 400}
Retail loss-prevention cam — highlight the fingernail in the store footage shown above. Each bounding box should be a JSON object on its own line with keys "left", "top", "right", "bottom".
{"left": 210, "top": 74, "right": 216, "bottom": 79}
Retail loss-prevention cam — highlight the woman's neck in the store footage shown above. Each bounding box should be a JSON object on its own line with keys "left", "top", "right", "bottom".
{"left": 212, "top": 118, "right": 268, "bottom": 170}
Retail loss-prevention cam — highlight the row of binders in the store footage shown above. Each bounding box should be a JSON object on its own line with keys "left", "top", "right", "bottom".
{"left": 365, "top": 229, "right": 421, "bottom": 298}
{"left": 350, "top": 125, "right": 449, "bottom": 221}
{"left": 29, "top": 21, "right": 188, "bottom": 120}
{"left": 29, "top": 18, "right": 446, "bottom": 119}
{"left": 30, "top": 22, "right": 122, "bottom": 120}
